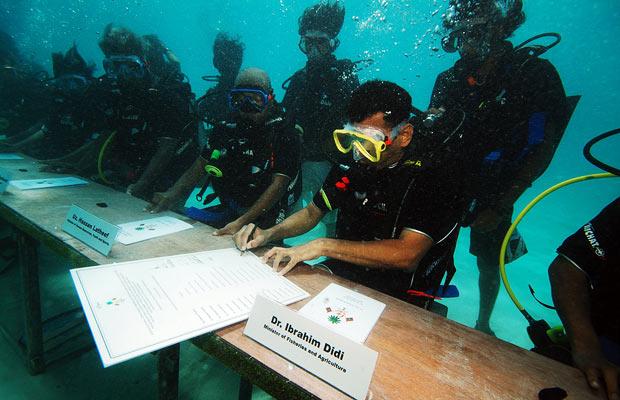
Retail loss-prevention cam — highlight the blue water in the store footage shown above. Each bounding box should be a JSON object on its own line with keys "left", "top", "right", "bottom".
{"left": 2, "top": 0, "right": 619, "bottom": 350}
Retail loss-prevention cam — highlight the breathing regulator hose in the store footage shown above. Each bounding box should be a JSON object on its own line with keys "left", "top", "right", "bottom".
{"left": 98, "top": 131, "right": 117, "bottom": 185}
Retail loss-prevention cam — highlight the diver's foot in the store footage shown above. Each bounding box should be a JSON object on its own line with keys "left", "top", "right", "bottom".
{"left": 475, "top": 320, "right": 497, "bottom": 337}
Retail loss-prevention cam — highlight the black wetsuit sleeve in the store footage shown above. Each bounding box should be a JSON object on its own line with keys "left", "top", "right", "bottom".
{"left": 556, "top": 198, "right": 620, "bottom": 287}
{"left": 311, "top": 165, "right": 343, "bottom": 212}
{"left": 399, "top": 172, "right": 460, "bottom": 242}
{"left": 272, "top": 125, "right": 301, "bottom": 179}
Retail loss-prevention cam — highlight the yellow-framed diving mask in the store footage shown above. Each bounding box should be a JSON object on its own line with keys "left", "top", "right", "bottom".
{"left": 333, "top": 123, "right": 401, "bottom": 163}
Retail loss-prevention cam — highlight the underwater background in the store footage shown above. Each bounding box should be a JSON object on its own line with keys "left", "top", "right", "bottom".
{"left": 1, "top": 0, "right": 619, "bottom": 350}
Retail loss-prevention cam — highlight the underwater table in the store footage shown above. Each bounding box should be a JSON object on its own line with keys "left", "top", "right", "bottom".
{"left": 0, "top": 156, "right": 602, "bottom": 399}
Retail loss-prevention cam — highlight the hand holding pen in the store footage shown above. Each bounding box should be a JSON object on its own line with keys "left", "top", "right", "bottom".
{"left": 234, "top": 224, "right": 264, "bottom": 255}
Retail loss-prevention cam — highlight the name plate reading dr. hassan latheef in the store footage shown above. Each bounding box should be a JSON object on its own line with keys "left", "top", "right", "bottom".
{"left": 244, "top": 295, "right": 378, "bottom": 400}
{"left": 62, "top": 205, "right": 120, "bottom": 256}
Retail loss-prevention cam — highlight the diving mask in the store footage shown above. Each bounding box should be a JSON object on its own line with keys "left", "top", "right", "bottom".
{"left": 333, "top": 123, "right": 403, "bottom": 163}
{"left": 103, "top": 55, "right": 146, "bottom": 80}
{"left": 227, "top": 87, "right": 272, "bottom": 114}
{"left": 299, "top": 32, "right": 337, "bottom": 56}
{"left": 441, "top": 18, "right": 491, "bottom": 54}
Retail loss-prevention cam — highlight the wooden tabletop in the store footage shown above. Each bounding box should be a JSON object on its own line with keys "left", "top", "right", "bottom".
{"left": 1, "top": 156, "right": 602, "bottom": 400}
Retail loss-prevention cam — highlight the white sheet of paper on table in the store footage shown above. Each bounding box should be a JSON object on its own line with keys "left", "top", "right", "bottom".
{"left": 9, "top": 177, "right": 88, "bottom": 190}
{"left": 70, "top": 248, "right": 309, "bottom": 367}
{"left": 117, "top": 216, "right": 194, "bottom": 245}
{"left": 298, "top": 283, "right": 385, "bottom": 343}
{"left": 0, "top": 153, "right": 24, "bottom": 160}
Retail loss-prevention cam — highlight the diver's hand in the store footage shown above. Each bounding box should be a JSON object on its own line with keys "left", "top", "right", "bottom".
{"left": 232, "top": 223, "right": 268, "bottom": 252}
{"left": 145, "top": 191, "right": 178, "bottom": 214}
{"left": 572, "top": 348, "right": 619, "bottom": 400}
{"left": 213, "top": 219, "right": 244, "bottom": 236}
{"left": 127, "top": 182, "right": 148, "bottom": 198}
{"left": 471, "top": 208, "right": 503, "bottom": 233}
{"left": 262, "top": 240, "right": 323, "bottom": 275}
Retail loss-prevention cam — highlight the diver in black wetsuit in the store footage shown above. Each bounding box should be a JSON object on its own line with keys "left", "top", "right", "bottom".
{"left": 146, "top": 68, "right": 301, "bottom": 236}
{"left": 233, "top": 81, "right": 461, "bottom": 310}
{"left": 282, "top": 1, "right": 359, "bottom": 235}
{"left": 549, "top": 198, "right": 619, "bottom": 400}
{"left": 428, "top": 0, "right": 573, "bottom": 335}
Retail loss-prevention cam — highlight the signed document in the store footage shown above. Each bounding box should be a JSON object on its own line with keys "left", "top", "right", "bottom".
{"left": 71, "top": 248, "right": 309, "bottom": 367}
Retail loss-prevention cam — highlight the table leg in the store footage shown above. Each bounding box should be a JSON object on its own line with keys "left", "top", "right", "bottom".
{"left": 158, "top": 344, "right": 180, "bottom": 400}
{"left": 17, "top": 231, "right": 45, "bottom": 375}
{"left": 239, "top": 377, "right": 253, "bottom": 400}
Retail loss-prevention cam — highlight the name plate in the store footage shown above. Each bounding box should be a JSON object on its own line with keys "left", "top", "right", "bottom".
{"left": 244, "top": 295, "right": 378, "bottom": 400}
{"left": 0, "top": 167, "right": 12, "bottom": 193}
{"left": 62, "top": 205, "right": 120, "bottom": 256}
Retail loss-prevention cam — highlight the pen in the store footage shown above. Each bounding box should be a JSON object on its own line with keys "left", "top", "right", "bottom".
{"left": 240, "top": 225, "right": 258, "bottom": 256}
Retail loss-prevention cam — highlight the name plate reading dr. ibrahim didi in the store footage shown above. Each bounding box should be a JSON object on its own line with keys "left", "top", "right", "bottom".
{"left": 244, "top": 295, "right": 378, "bottom": 400}
{"left": 62, "top": 205, "right": 120, "bottom": 256}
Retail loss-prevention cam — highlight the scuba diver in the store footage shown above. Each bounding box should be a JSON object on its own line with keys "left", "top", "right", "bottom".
{"left": 1, "top": 44, "right": 96, "bottom": 159}
{"left": 197, "top": 32, "right": 245, "bottom": 130}
{"left": 146, "top": 67, "right": 302, "bottom": 237}
{"left": 42, "top": 24, "right": 198, "bottom": 201}
{"left": 427, "top": 0, "right": 575, "bottom": 335}
{"left": 549, "top": 197, "right": 619, "bottom": 400}
{"left": 233, "top": 81, "right": 461, "bottom": 312}
{"left": 0, "top": 30, "right": 50, "bottom": 139}
{"left": 282, "top": 0, "right": 359, "bottom": 235}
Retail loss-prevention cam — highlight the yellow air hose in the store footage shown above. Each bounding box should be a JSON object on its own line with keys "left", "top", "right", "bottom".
{"left": 499, "top": 172, "right": 618, "bottom": 321}
{"left": 97, "top": 131, "right": 117, "bottom": 185}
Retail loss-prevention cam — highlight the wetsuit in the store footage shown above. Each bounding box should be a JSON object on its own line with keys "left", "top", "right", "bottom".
{"left": 28, "top": 79, "right": 98, "bottom": 159}
{"left": 195, "top": 112, "right": 302, "bottom": 229}
{"left": 312, "top": 156, "right": 460, "bottom": 309}
{"left": 557, "top": 197, "right": 620, "bottom": 355}
{"left": 430, "top": 41, "right": 568, "bottom": 262}
{"left": 94, "top": 75, "right": 198, "bottom": 195}
{"left": 282, "top": 56, "right": 359, "bottom": 162}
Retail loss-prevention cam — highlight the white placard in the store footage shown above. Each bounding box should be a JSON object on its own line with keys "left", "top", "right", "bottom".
{"left": 70, "top": 248, "right": 309, "bottom": 367}
{"left": 244, "top": 296, "right": 378, "bottom": 400}
{"left": 0, "top": 167, "right": 13, "bottom": 193}
{"left": 62, "top": 205, "right": 120, "bottom": 256}
{"left": 9, "top": 176, "right": 88, "bottom": 190}
{"left": 298, "top": 283, "right": 385, "bottom": 343}
{"left": 0, "top": 153, "right": 23, "bottom": 160}
{"left": 117, "top": 216, "right": 193, "bottom": 245}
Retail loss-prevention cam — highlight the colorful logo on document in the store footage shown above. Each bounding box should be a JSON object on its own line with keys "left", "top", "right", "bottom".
{"left": 135, "top": 223, "right": 157, "bottom": 231}
{"left": 324, "top": 302, "right": 354, "bottom": 324}
{"left": 105, "top": 297, "right": 125, "bottom": 306}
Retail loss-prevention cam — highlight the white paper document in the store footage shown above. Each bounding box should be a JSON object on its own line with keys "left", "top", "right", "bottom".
{"left": 9, "top": 176, "right": 88, "bottom": 190}
{"left": 298, "top": 283, "right": 385, "bottom": 343}
{"left": 117, "top": 216, "right": 193, "bottom": 245}
{"left": 0, "top": 153, "right": 24, "bottom": 160}
{"left": 70, "top": 248, "right": 309, "bottom": 367}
